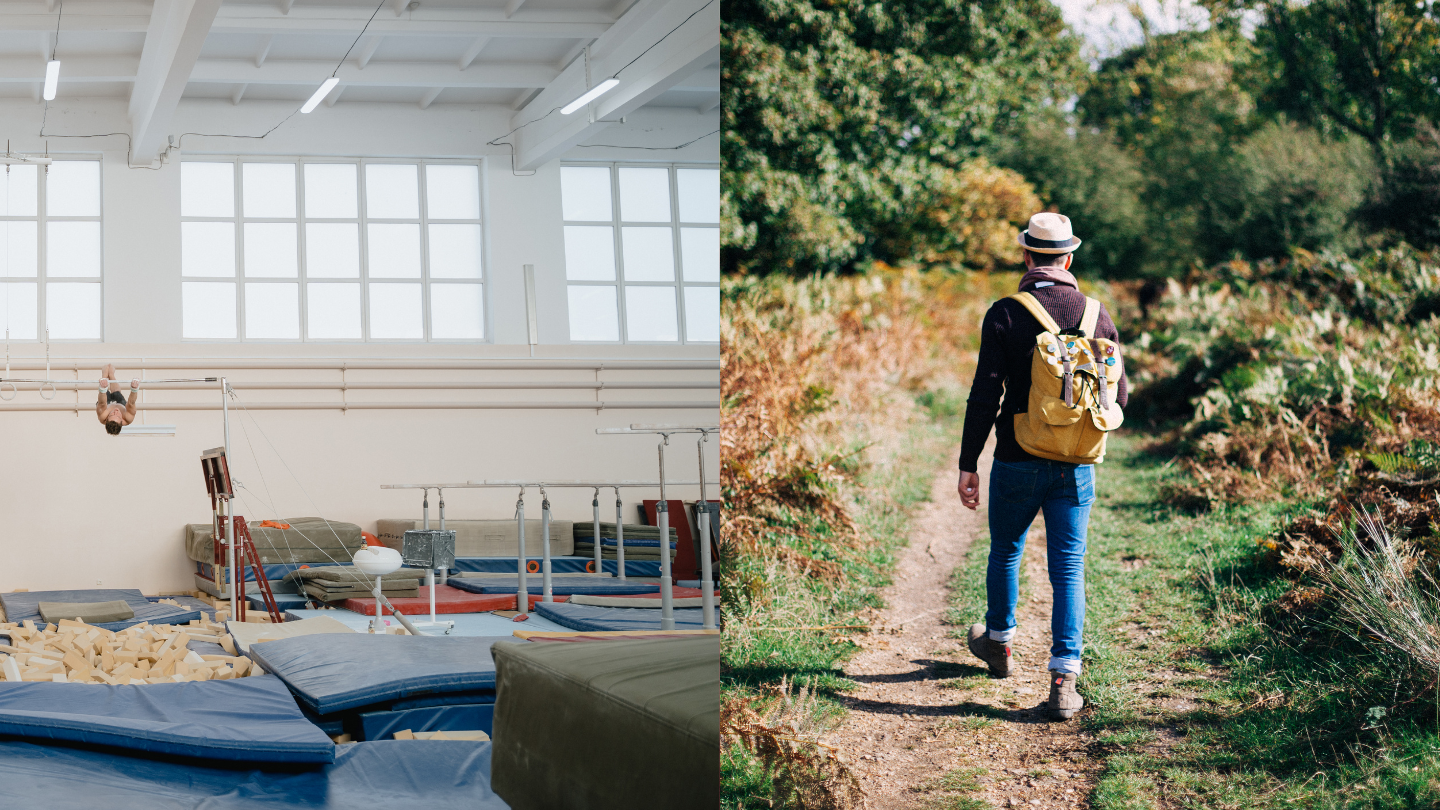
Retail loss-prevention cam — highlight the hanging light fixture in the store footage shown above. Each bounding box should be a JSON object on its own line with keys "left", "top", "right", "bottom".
{"left": 561, "top": 79, "right": 618, "bottom": 115}
{"left": 301, "top": 77, "right": 339, "bottom": 113}
{"left": 43, "top": 1, "right": 62, "bottom": 101}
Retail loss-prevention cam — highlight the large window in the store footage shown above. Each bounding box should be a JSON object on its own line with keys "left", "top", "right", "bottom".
{"left": 180, "top": 159, "right": 486, "bottom": 341}
{"left": 0, "top": 160, "right": 103, "bottom": 340}
{"left": 561, "top": 163, "right": 719, "bottom": 343}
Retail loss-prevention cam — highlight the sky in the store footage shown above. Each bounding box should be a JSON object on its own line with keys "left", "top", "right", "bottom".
{"left": 1048, "top": 0, "right": 1213, "bottom": 59}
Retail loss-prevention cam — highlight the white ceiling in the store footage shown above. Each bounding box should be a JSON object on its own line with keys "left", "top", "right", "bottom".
{"left": 0, "top": 0, "right": 719, "bottom": 162}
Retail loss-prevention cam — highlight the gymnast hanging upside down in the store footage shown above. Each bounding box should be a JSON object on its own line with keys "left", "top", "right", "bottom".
{"left": 96, "top": 363, "right": 139, "bottom": 436}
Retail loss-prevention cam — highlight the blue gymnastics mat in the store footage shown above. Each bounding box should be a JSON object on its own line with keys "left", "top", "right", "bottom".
{"left": 0, "top": 589, "right": 203, "bottom": 631}
{"left": 534, "top": 601, "right": 708, "bottom": 632}
{"left": 451, "top": 556, "right": 662, "bottom": 577}
{"left": 279, "top": 607, "right": 570, "bottom": 637}
{"left": 0, "top": 676, "right": 333, "bottom": 763}
{"left": 247, "top": 634, "right": 508, "bottom": 715}
{"left": 446, "top": 576, "right": 659, "bottom": 596}
{"left": 359, "top": 703, "right": 495, "bottom": 742}
{"left": 0, "top": 739, "right": 505, "bottom": 809}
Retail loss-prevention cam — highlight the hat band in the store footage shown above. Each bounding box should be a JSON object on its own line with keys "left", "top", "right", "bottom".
{"left": 1023, "top": 232, "right": 1077, "bottom": 250}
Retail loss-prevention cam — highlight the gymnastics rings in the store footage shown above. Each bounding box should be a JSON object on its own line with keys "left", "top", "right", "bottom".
{"left": 38, "top": 381, "right": 55, "bottom": 400}
{"left": 0, "top": 382, "right": 15, "bottom": 401}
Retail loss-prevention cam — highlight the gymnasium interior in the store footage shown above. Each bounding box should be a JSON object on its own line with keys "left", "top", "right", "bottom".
{"left": 0, "top": 1, "right": 719, "bottom": 806}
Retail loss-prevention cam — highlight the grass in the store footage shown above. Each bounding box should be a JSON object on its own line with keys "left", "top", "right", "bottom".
{"left": 1004, "top": 433, "right": 1440, "bottom": 809}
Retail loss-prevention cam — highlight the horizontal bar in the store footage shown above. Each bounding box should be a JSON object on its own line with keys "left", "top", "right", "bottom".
{"left": 0, "top": 378, "right": 218, "bottom": 385}
{"left": 597, "top": 427, "right": 718, "bottom": 434}
{"left": 0, "top": 400, "right": 720, "bottom": 412}
{"left": 629, "top": 423, "right": 721, "bottom": 430}
{"left": 0, "top": 358, "right": 719, "bottom": 371}
{"left": 473, "top": 480, "right": 703, "bottom": 487}
{"left": 0, "top": 380, "right": 717, "bottom": 391}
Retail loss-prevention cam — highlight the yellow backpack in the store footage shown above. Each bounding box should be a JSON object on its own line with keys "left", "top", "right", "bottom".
{"left": 1009, "top": 292, "right": 1124, "bottom": 464}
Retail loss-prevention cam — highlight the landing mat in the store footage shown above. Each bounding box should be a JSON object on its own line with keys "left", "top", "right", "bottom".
{"left": 446, "top": 576, "right": 659, "bottom": 596}
{"left": 0, "top": 676, "right": 333, "bottom": 763}
{"left": 339, "top": 584, "right": 569, "bottom": 616}
{"left": 0, "top": 589, "right": 202, "bottom": 631}
{"left": 359, "top": 703, "right": 495, "bottom": 741}
{"left": 0, "top": 739, "right": 504, "bottom": 809}
{"left": 534, "top": 601, "right": 708, "bottom": 632}
{"left": 247, "top": 634, "right": 507, "bottom": 715}
{"left": 450, "top": 556, "right": 661, "bottom": 577}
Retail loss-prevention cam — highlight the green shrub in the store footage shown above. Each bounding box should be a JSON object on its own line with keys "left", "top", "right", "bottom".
{"left": 1365, "top": 123, "right": 1440, "bottom": 250}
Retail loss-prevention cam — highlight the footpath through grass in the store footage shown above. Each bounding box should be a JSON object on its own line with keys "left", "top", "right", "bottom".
{"left": 947, "top": 433, "right": 1440, "bottom": 809}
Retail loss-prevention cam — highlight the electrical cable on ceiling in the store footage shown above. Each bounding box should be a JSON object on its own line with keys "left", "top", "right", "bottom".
{"left": 574, "top": 129, "right": 718, "bottom": 150}
{"left": 487, "top": 0, "right": 717, "bottom": 176}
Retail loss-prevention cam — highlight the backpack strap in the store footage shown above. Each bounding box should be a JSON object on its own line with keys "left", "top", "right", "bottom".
{"left": 1079, "top": 297, "right": 1101, "bottom": 337}
{"left": 1008, "top": 293, "right": 1062, "bottom": 333}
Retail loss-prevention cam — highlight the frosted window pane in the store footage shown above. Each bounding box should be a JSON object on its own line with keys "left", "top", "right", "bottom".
{"left": 677, "top": 169, "right": 720, "bottom": 223}
{"left": 0, "top": 283, "right": 37, "bottom": 339}
{"left": 367, "top": 224, "right": 421, "bottom": 278}
{"left": 369, "top": 284, "right": 423, "bottom": 340}
{"left": 684, "top": 286, "right": 720, "bottom": 342}
{"left": 563, "top": 226, "right": 615, "bottom": 281}
{"left": 430, "top": 284, "right": 484, "bottom": 339}
{"left": 304, "top": 163, "right": 358, "bottom": 218}
{"left": 182, "top": 282, "right": 236, "bottom": 339}
{"left": 242, "top": 163, "right": 297, "bottom": 218}
{"left": 181, "top": 222, "right": 236, "bottom": 277}
{"left": 365, "top": 164, "right": 419, "bottom": 219}
{"left": 0, "top": 164, "right": 38, "bottom": 216}
{"left": 428, "top": 224, "right": 482, "bottom": 279}
{"left": 561, "top": 166, "right": 612, "bottom": 221}
{"left": 0, "top": 221, "right": 38, "bottom": 278}
{"left": 244, "top": 223, "right": 298, "bottom": 278}
{"left": 621, "top": 227, "right": 675, "bottom": 281}
{"left": 680, "top": 228, "right": 720, "bottom": 282}
{"left": 618, "top": 168, "right": 670, "bottom": 222}
{"left": 425, "top": 165, "right": 480, "bottom": 219}
{"left": 47, "top": 161, "right": 100, "bottom": 217}
{"left": 182, "top": 163, "right": 234, "bottom": 217}
{"left": 567, "top": 285, "right": 618, "bottom": 341}
{"left": 245, "top": 283, "right": 299, "bottom": 340}
{"left": 47, "top": 283, "right": 100, "bottom": 340}
{"left": 625, "top": 285, "right": 679, "bottom": 342}
{"left": 307, "top": 283, "right": 361, "bottom": 339}
{"left": 46, "top": 222, "right": 102, "bottom": 277}
{"left": 305, "top": 223, "right": 360, "bottom": 278}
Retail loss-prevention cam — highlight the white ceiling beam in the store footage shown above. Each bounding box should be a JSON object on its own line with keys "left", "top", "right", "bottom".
{"left": 458, "top": 37, "right": 489, "bottom": 71}
{"left": 38, "top": 32, "right": 50, "bottom": 61}
{"left": 356, "top": 36, "right": 382, "bottom": 70}
{"left": 231, "top": 83, "right": 246, "bottom": 105}
{"left": 129, "top": 0, "right": 223, "bottom": 165}
{"left": 325, "top": 84, "right": 344, "bottom": 107}
{"left": 390, "top": 0, "right": 407, "bottom": 16}
{"left": 0, "top": 56, "right": 136, "bottom": 83}
{"left": 190, "top": 59, "right": 557, "bottom": 89}
{"left": 254, "top": 34, "right": 273, "bottom": 67}
{"left": 419, "top": 87, "right": 442, "bottom": 109}
{"left": 278, "top": 0, "right": 293, "bottom": 14}
{"left": 0, "top": 12, "right": 611, "bottom": 39}
{"left": 697, "top": 97, "right": 718, "bottom": 115}
{"left": 554, "top": 39, "right": 590, "bottom": 71}
{"left": 505, "top": 0, "right": 528, "bottom": 19}
{"left": 508, "top": 0, "right": 718, "bottom": 170}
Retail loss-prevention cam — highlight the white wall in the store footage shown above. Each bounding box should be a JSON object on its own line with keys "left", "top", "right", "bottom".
{"left": 0, "top": 97, "right": 720, "bottom": 593}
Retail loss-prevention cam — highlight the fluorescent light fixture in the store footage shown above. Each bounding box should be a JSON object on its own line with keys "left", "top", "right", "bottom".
{"left": 561, "top": 78, "right": 619, "bottom": 115}
{"left": 301, "top": 77, "right": 339, "bottom": 113}
{"left": 42, "top": 60, "right": 59, "bottom": 101}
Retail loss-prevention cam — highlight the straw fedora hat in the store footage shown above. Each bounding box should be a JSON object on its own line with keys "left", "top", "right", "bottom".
{"left": 1017, "top": 212, "right": 1082, "bottom": 254}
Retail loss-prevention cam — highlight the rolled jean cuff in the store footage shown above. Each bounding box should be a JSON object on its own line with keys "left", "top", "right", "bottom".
{"left": 988, "top": 627, "right": 1016, "bottom": 643}
{"left": 1049, "top": 656, "right": 1081, "bottom": 674}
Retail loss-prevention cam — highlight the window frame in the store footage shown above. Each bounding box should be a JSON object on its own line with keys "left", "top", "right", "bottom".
{"left": 179, "top": 156, "right": 490, "bottom": 343}
{"left": 0, "top": 156, "right": 105, "bottom": 342}
{"left": 560, "top": 161, "right": 720, "bottom": 345}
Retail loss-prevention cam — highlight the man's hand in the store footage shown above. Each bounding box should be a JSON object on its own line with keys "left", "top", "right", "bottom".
{"left": 957, "top": 471, "right": 980, "bottom": 510}
{"left": 130, "top": 378, "right": 140, "bottom": 390}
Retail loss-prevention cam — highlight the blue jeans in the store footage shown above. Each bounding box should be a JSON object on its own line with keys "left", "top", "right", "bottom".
{"left": 985, "top": 458, "right": 1095, "bottom": 673}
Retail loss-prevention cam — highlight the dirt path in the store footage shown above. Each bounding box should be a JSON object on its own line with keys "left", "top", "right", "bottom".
{"left": 828, "top": 444, "right": 1100, "bottom": 809}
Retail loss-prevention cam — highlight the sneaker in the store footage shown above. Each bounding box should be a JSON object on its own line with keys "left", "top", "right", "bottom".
{"left": 966, "top": 623, "right": 1012, "bottom": 678}
{"left": 1048, "top": 670, "right": 1083, "bottom": 719}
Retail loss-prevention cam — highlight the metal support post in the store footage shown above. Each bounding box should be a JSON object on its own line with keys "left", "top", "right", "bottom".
{"left": 222, "top": 377, "right": 236, "bottom": 620}
{"left": 614, "top": 487, "right": 626, "bottom": 580}
{"left": 540, "top": 486, "right": 554, "bottom": 603}
{"left": 592, "top": 488, "right": 602, "bottom": 576}
{"left": 657, "top": 436, "right": 674, "bottom": 631}
{"left": 437, "top": 489, "right": 448, "bottom": 586}
{"left": 697, "top": 433, "right": 716, "bottom": 629}
{"left": 515, "top": 488, "right": 528, "bottom": 616}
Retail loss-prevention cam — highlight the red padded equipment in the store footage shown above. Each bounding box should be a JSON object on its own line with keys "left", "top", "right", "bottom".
{"left": 341, "top": 585, "right": 569, "bottom": 616}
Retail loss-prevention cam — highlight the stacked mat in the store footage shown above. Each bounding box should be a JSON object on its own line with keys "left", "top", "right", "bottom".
{"left": 535, "top": 601, "right": 709, "bottom": 632}
{"left": 447, "top": 576, "right": 659, "bottom": 597}
{"left": 572, "top": 522, "right": 678, "bottom": 561}
{"left": 248, "top": 634, "right": 505, "bottom": 742}
{"left": 281, "top": 566, "right": 426, "bottom": 602}
{"left": 185, "top": 517, "right": 364, "bottom": 565}
{"left": 377, "top": 518, "right": 573, "bottom": 557}
{"left": 491, "top": 636, "right": 719, "bottom": 810}
{"left": 0, "top": 589, "right": 203, "bottom": 632}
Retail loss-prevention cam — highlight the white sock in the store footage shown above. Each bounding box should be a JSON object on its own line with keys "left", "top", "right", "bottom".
{"left": 988, "top": 628, "right": 1015, "bottom": 643}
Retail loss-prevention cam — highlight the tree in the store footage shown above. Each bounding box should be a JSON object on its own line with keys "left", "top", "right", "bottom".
{"left": 722, "top": 0, "right": 1086, "bottom": 275}
{"left": 1259, "top": 0, "right": 1440, "bottom": 151}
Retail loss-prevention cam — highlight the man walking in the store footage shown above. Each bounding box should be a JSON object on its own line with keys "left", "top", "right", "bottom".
{"left": 956, "top": 212, "right": 1128, "bottom": 720}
